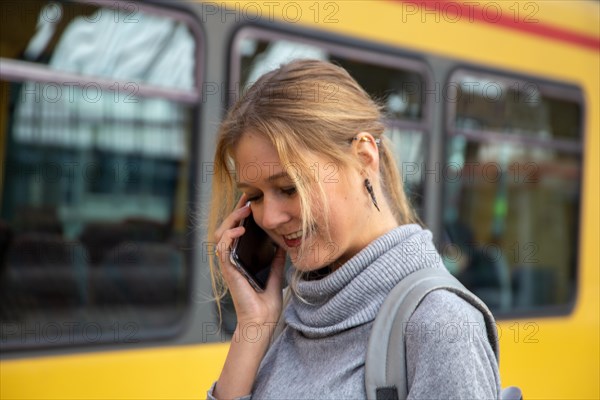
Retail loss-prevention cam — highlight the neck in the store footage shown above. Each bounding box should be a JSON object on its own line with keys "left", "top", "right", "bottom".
{"left": 332, "top": 202, "right": 399, "bottom": 270}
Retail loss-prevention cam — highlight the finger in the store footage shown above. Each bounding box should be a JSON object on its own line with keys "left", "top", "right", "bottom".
{"left": 235, "top": 193, "right": 248, "bottom": 208}
{"left": 213, "top": 193, "right": 250, "bottom": 242}
{"left": 217, "top": 226, "right": 244, "bottom": 269}
{"left": 265, "top": 247, "right": 287, "bottom": 296}
{"left": 214, "top": 203, "right": 251, "bottom": 243}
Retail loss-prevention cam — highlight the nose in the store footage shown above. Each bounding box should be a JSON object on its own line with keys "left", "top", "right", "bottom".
{"left": 255, "top": 196, "right": 291, "bottom": 231}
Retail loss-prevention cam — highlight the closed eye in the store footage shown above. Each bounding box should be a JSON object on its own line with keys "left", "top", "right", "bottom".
{"left": 281, "top": 186, "right": 297, "bottom": 196}
{"left": 246, "top": 193, "right": 263, "bottom": 203}
{"left": 246, "top": 186, "right": 295, "bottom": 202}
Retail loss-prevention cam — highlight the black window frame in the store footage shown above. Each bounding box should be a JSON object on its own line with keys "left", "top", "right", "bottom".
{"left": 0, "top": 0, "right": 205, "bottom": 352}
{"left": 442, "top": 65, "right": 585, "bottom": 319}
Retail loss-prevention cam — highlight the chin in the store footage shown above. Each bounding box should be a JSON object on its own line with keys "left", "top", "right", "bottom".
{"left": 285, "top": 231, "right": 342, "bottom": 271}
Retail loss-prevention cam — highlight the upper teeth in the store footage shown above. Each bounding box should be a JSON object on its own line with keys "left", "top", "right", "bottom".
{"left": 284, "top": 231, "right": 302, "bottom": 240}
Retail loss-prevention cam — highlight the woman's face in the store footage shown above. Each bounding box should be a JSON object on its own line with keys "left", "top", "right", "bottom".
{"left": 234, "top": 131, "right": 375, "bottom": 271}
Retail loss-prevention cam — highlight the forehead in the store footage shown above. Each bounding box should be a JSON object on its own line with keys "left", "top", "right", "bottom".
{"left": 233, "top": 132, "right": 279, "bottom": 164}
{"left": 233, "top": 132, "right": 286, "bottom": 186}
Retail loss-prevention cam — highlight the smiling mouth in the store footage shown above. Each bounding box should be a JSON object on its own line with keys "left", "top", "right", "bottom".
{"left": 284, "top": 230, "right": 302, "bottom": 240}
{"left": 283, "top": 230, "right": 302, "bottom": 248}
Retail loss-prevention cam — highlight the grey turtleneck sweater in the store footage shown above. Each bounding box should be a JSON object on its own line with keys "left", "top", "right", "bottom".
{"left": 208, "top": 224, "right": 501, "bottom": 399}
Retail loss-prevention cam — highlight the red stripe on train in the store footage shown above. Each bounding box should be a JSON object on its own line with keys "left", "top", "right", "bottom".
{"left": 393, "top": 0, "right": 600, "bottom": 51}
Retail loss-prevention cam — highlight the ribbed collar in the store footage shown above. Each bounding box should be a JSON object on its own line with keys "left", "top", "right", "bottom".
{"left": 285, "top": 224, "right": 444, "bottom": 338}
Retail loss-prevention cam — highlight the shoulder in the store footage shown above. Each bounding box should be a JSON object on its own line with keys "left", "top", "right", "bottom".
{"left": 405, "top": 289, "right": 501, "bottom": 399}
{"left": 406, "top": 289, "right": 492, "bottom": 363}
{"left": 409, "top": 289, "right": 487, "bottom": 328}
{"left": 406, "top": 289, "right": 493, "bottom": 354}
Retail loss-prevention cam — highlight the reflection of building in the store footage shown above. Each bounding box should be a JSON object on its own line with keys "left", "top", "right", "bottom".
{"left": 5, "top": 5, "right": 194, "bottom": 239}
{"left": 1, "top": 2, "right": 197, "bottom": 350}
{"left": 442, "top": 71, "right": 581, "bottom": 311}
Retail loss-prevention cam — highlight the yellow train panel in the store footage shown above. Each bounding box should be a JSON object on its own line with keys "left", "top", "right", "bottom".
{"left": 1, "top": 343, "right": 229, "bottom": 399}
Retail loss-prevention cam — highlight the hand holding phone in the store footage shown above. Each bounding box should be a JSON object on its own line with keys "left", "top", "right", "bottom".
{"left": 230, "top": 203, "right": 278, "bottom": 292}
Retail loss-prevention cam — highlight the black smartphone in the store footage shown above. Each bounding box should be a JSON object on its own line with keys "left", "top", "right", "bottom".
{"left": 230, "top": 205, "right": 277, "bottom": 292}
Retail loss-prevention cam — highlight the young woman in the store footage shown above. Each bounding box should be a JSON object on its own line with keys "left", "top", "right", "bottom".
{"left": 207, "top": 59, "right": 501, "bottom": 399}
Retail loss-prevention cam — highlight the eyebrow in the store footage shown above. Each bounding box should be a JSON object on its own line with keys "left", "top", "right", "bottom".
{"left": 236, "top": 171, "right": 291, "bottom": 189}
{"left": 267, "top": 171, "right": 290, "bottom": 182}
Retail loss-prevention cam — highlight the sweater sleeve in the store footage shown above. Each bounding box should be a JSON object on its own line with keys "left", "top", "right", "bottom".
{"left": 206, "top": 382, "right": 252, "bottom": 400}
{"left": 405, "top": 290, "right": 501, "bottom": 400}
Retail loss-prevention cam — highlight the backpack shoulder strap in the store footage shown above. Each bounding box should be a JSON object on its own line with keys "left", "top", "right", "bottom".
{"left": 365, "top": 268, "right": 499, "bottom": 400}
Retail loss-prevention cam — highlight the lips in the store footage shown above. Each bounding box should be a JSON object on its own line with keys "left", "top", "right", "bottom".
{"left": 283, "top": 230, "right": 302, "bottom": 248}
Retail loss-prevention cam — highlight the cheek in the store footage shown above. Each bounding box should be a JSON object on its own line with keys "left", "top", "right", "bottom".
{"left": 321, "top": 207, "right": 351, "bottom": 249}
{"left": 327, "top": 186, "right": 365, "bottom": 241}
{"left": 249, "top": 206, "right": 265, "bottom": 231}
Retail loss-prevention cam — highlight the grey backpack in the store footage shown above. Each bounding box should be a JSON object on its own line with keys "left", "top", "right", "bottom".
{"left": 364, "top": 267, "right": 522, "bottom": 400}
{"left": 275, "top": 268, "right": 522, "bottom": 400}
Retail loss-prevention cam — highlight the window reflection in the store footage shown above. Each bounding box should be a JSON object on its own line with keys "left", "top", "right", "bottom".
{"left": 236, "top": 37, "right": 426, "bottom": 122}
{"left": 0, "top": 0, "right": 197, "bottom": 349}
{"left": 452, "top": 72, "right": 581, "bottom": 141}
{"left": 444, "top": 71, "right": 582, "bottom": 314}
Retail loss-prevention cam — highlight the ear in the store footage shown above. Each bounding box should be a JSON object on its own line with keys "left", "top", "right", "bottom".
{"left": 352, "top": 132, "right": 380, "bottom": 174}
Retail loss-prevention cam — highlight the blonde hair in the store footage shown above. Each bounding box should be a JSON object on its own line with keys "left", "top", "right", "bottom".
{"left": 207, "top": 59, "right": 418, "bottom": 309}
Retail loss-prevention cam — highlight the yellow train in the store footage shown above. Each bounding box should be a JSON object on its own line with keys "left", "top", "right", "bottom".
{"left": 0, "top": 0, "right": 598, "bottom": 398}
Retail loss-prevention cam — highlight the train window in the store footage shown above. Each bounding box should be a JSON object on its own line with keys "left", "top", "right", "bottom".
{"left": 0, "top": 1, "right": 201, "bottom": 350}
{"left": 230, "top": 28, "right": 431, "bottom": 214}
{"left": 442, "top": 69, "right": 582, "bottom": 315}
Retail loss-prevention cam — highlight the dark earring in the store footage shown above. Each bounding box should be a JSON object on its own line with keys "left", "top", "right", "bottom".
{"left": 364, "top": 179, "right": 380, "bottom": 212}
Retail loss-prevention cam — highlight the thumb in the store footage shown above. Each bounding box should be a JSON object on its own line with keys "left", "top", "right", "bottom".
{"left": 266, "top": 247, "right": 286, "bottom": 295}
